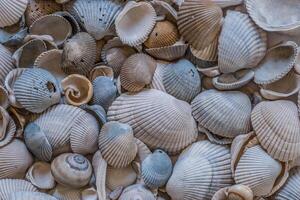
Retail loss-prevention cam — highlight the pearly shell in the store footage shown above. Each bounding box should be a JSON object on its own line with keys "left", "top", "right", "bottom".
{"left": 0, "top": 86, "right": 9, "bottom": 108}
{"left": 0, "top": 44, "right": 15, "bottom": 86}
{"left": 89, "top": 65, "right": 114, "bottom": 81}
{"left": 119, "top": 184, "right": 156, "bottom": 200}
{"left": 0, "top": 107, "right": 16, "bottom": 148}
{"left": 0, "top": 179, "right": 37, "bottom": 200}
{"left": 0, "top": 0, "right": 28, "bottom": 28}
{"left": 106, "top": 165, "right": 137, "bottom": 191}
{"left": 9, "top": 191, "right": 58, "bottom": 200}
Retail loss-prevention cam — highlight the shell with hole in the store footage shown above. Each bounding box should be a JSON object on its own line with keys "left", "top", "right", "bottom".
{"left": 0, "top": 179, "right": 37, "bottom": 200}
{"left": 0, "top": 0, "right": 28, "bottom": 28}
{"left": 9, "top": 191, "right": 58, "bottom": 200}
{"left": 107, "top": 89, "right": 198, "bottom": 154}
{"left": 0, "top": 106, "right": 16, "bottom": 148}
{"left": 119, "top": 184, "right": 156, "bottom": 200}
{"left": 106, "top": 165, "right": 137, "bottom": 191}
{"left": 0, "top": 44, "right": 15, "bottom": 86}
{"left": 212, "top": 184, "right": 254, "bottom": 200}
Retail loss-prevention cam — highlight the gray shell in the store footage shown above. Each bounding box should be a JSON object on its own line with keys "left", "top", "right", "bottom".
{"left": 0, "top": 179, "right": 37, "bottom": 200}
{"left": 275, "top": 167, "right": 300, "bottom": 200}
{"left": 9, "top": 191, "right": 58, "bottom": 200}
{"left": 0, "top": 44, "right": 15, "bottom": 85}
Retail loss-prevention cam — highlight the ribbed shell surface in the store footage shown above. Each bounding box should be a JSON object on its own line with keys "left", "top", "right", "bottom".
{"left": 275, "top": 167, "right": 300, "bottom": 200}
{"left": 0, "top": 0, "right": 28, "bottom": 27}
{"left": 0, "top": 179, "right": 37, "bottom": 200}
{"left": 145, "top": 43, "right": 189, "bottom": 61}
{"left": 0, "top": 44, "right": 15, "bottom": 86}
{"left": 9, "top": 191, "right": 58, "bottom": 200}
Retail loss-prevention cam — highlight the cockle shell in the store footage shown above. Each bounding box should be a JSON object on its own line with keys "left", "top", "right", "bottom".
{"left": 0, "top": 86, "right": 9, "bottom": 108}
{"left": 54, "top": 11, "right": 80, "bottom": 35}
{"left": 191, "top": 89, "right": 252, "bottom": 138}
{"left": 251, "top": 100, "right": 300, "bottom": 162}
{"left": 119, "top": 184, "right": 156, "bottom": 200}
{"left": 106, "top": 165, "right": 137, "bottom": 191}
{"left": 0, "top": 179, "right": 37, "bottom": 200}
{"left": 0, "top": 44, "right": 15, "bottom": 86}
{"left": 0, "top": 107, "right": 16, "bottom": 147}
{"left": 115, "top": 1, "right": 156, "bottom": 46}
{"left": 218, "top": 11, "right": 267, "bottom": 74}
{"left": 61, "top": 74, "right": 93, "bottom": 106}
{"left": 89, "top": 65, "right": 114, "bottom": 81}
{"left": 98, "top": 121, "right": 137, "bottom": 168}
{"left": 120, "top": 53, "right": 157, "bottom": 92}
{"left": 212, "top": 184, "right": 254, "bottom": 200}
{"left": 13, "top": 68, "right": 61, "bottom": 113}
{"left": 0, "top": 0, "right": 28, "bottom": 28}
{"left": 150, "top": 61, "right": 168, "bottom": 92}
{"left": 212, "top": 0, "right": 243, "bottom": 8}
{"left": 51, "top": 153, "right": 92, "bottom": 188}
{"left": 166, "top": 140, "right": 233, "bottom": 200}
{"left": 141, "top": 149, "right": 172, "bottom": 189}
{"left": 177, "top": 0, "right": 223, "bottom": 50}
{"left": 9, "top": 191, "right": 58, "bottom": 200}
{"left": 107, "top": 89, "right": 198, "bottom": 154}
{"left": 24, "top": 34, "right": 57, "bottom": 49}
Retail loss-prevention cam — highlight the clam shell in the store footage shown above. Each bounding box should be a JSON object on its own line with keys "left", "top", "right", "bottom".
{"left": 98, "top": 121, "right": 137, "bottom": 168}
{"left": 191, "top": 89, "right": 252, "bottom": 138}
{"left": 62, "top": 32, "right": 97, "bottom": 76}
{"left": 166, "top": 140, "right": 233, "bottom": 200}
{"left": 0, "top": 179, "right": 37, "bottom": 200}
{"left": 177, "top": 0, "right": 223, "bottom": 50}
{"left": 0, "top": 86, "right": 9, "bottom": 108}
{"left": 51, "top": 153, "right": 92, "bottom": 188}
{"left": 212, "top": 185, "right": 254, "bottom": 200}
{"left": 53, "top": 11, "right": 80, "bottom": 35}
{"left": 0, "top": 44, "right": 15, "bottom": 86}
{"left": 141, "top": 149, "right": 172, "bottom": 189}
{"left": 119, "top": 184, "right": 156, "bottom": 200}
{"left": 0, "top": 107, "right": 16, "bottom": 148}
{"left": 120, "top": 53, "right": 157, "bottom": 92}
{"left": 218, "top": 10, "right": 267, "bottom": 74}
{"left": 89, "top": 65, "right": 114, "bottom": 81}
{"left": 92, "top": 150, "right": 107, "bottom": 200}
{"left": 9, "top": 191, "right": 58, "bottom": 200}
{"left": 251, "top": 100, "right": 300, "bottom": 162}
{"left": 212, "top": 0, "right": 243, "bottom": 8}
{"left": 189, "top": 37, "right": 218, "bottom": 62}
{"left": 254, "top": 41, "right": 298, "bottom": 85}
{"left": 107, "top": 89, "right": 198, "bottom": 154}
{"left": 115, "top": 1, "right": 156, "bottom": 46}
{"left": 107, "top": 165, "right": 137, "bottom": 191}
{"left": 13, "top": 68, "right": 61, "bottom": 113}
{"left": 0, "top": 0, "right": 28, "bottom": 28}
{"left": 61, "top": 74, "right": 93, "bottom": 106}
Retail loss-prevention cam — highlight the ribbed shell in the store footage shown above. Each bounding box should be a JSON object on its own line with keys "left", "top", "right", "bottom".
{"left": 0, "top": 106, "right": 16, "bottom": 147}
{"left": 119, "top": 184, "right": 156, "bottom": 200}
{"left": 92, "top": 151, "right": 107, "bottom": 200}
{"left": 212, "top": 0, "right": 243, "bottom": 7}
{"left": 0, "top": 0, "right": 28, "bottom": 28}
{"left": 275, "top": 167, "right": 300, "bottom": 200}
{"left": 177, "top": 0, "right": 223, "bottom": 50}
{"left": 89, "top": 65, "right": 114, "bottom": 81}
{"left": 54, "top": 11, "right": 81, "bottom": 35}
{"left": 135, "top": 138, "right": 152, "bottom": 162}
{"left": 251, "top": 100, "right": 300, "bottom": 162}
{"left": 0, "top": 44, "right": 15, "bottom": 86}
{"left": 0, "top": 86, "right": 9, "bottom": 109}
{"left": 145, "top": 42, "right": 188, "bottom": 61}
{"left": 218, "top": 11, "right": 267, "bottom": 74}
{"left": 64, "top": 0, "right": 123, "bottom": 40}
{"left": 150, "top": 61, "right": 168, "bottom": 92}
{"left": 106, "top": 165, "right": 137, "bottom": 190}
{"left": 166, "top": 140, "right": 233, "bottom": 200}
{"left": 107, "top": 89, "right": 198, "bottom": 154}
{"left": 9, "top": 192, "right": 58, "bottom": 200}
{"left": 189, "top": 37, "right": 218, "bottom": 62}
{"left": 51, "top": 184, "right": 82, "bottom": 200}
{"left": 0, "top": 179, "right": 37, "bottom": 200}
{"left": 191, "top": 89, "right": 252, "bottom": 138}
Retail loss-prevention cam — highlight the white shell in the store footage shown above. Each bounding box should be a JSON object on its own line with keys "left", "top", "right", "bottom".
{"left": 0, "top": 0, "right": 28, "bottom": 27}
{"left": 0, "top": 179, "right": 37, "bottom": 200}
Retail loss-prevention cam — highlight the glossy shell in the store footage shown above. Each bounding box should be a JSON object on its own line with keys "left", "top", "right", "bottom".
{"left": 0, "top": 0, "right": 28, "bottom": 27}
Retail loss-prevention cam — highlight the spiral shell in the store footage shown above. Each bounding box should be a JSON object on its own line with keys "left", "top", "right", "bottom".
{"left": 0, "top": 0, "right": 28, "bottom": 28}
{"left": 9, "top": 191, "right": 58, "bottom": 200}
{"left": 0, "top": 179, "right": 37, "bottom": 200}
{"left": 119, "top": 184, "right": 156, "bottom": 200}
{"left": 106, "top": 165, "right": 137, "bottom": 191}
{"left": 0, "top": 44, "right": 15, "bottom": 86}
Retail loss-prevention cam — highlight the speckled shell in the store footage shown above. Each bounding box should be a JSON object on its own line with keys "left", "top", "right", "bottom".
{"left": 107, "top": 89, "right": 198, "bottom": 154}
{"left": 218, "top": 11, "right": 267, "bottom": 74}
{"left": 0, "top": 179, "right": 37, "bottom": 200}
{"left": 0, "top": 86, "right": 9, "bottom": 108}
{"left": 119, "top": 184, "right": 156, "bottom": 200}
{"left": 251, "top": 100, "right": 300, "bottom": 162}
{"left": 0, "top": 107, "right": 15, "bottom": 148}
{"left": 191, "top": 89, "right": 252, "bottom": 138}
{"left": 0, "top": 44, "right": 15, "bottom": 86}
{"left": 166, "top": 140, "right": 233, "bottom": 200}
{"left": 0, "top": 0, "right": 28, "bottom": 28}
{"left": 9, "top": 191, "right": 58, "bottom": 200}
{"left": 106, "top": 165, "right": 137, "bottom": 191}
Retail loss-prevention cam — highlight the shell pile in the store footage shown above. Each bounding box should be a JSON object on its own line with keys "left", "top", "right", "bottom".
{"left": 1, "top": 0, "right": 300, "bottom": 200}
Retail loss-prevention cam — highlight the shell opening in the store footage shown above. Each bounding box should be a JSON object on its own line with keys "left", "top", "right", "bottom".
{"left": 46, "top": 81, "right": 56, "bottom": 93}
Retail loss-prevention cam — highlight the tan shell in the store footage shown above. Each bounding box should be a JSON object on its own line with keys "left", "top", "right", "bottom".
{"left": 0, "top": 107, "right": 16, "bottom": 148}
{"left": 51, "top": 184, "right": 82, "bottom": 200}
{"left": 81, "top": 187, "right": 98, "bottom": 200}
{"left": 0, "top": 179, "right": 37, "bottom": 200}
{"left": 9, "top": 191, "right": 58, "bottom": 200}
{"left": 0, "top": 86, "right": 9, "bottom": 109}
{"left": 212, "top": 185, "right": 254, "bottom": 200}
{"left": 0, "top": 44, "right": 16, "bottom": 86}
{"left": 189, "top": 37, "right": 218, "bottom": 62}
{"left": 197, "top": 65, "right": 220, "bottom": 77}
{"left": 89, "top": 65, "right": 114, "bottom": 81}
{"left": 107, "top": 165, "right": 137, "bottom": 191}
{"left": 119, "top": 184, "right": 156, "bottom": 200}
{"left": 151, "top": 0, "right": 177, "bottom": 23}
{"left": 177, "top": 0, "right": 223, "bottom": 50}
{"left": 0, "top": 0, "right": 28, "bottom": 28}
{"left": 92, "top": 150, "right": 107, "bottom": 200}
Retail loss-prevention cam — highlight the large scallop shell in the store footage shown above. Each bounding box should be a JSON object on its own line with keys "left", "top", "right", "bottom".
{"left": 0, "top": 179, "right": 37, "bottom": 200}
{"left": 0, "top": 107, "right": 15, "bottom": 148}
{"left": 0, "top": 0, "right": 28, "bottom": 28}
{"left": 166, "top": 140, "right": 233, "bottom": 200}
{"left": 107, "top": 89, "right": 198, "bottom": 154}
{"left": 106, "top": 165, "right": 137, "bottom": 191}
{"left": 9, "top": 191, "right": 58, "bottom": 200}
{"left": 0, "top": 44, "right": 15, "bottom": 86}
{"left": 218, "top": 10, "right": 267, "bottom": 74}
{"left": 119, "top": 184, "right": 156, "bottom": 200}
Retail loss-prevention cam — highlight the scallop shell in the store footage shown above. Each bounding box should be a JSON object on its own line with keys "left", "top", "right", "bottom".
{"left": 4, "top": 69, "right": 25, "bottom": 108}
{"left": 218, "top": 10, "right": 267, "bottom": 74}
{"left": 13, "top": 68, "right": 61, "bottom": 113}
{"left": 51, "top": 153, "right": 92, "bottom": 188}
{"left": 251, "top": 100, "right": 300, "bottom": 162}
{"left": 62, "top": 32, "right": 97, "bottom": 76}
{"left": 141, "top": 149, "right": 172, "bottom": 189}
{"left": 115, "top": 1, "right": 156, "bottom": 46}
{"left": 0, "top": 179, "right": 37, "bottom": 200}
{"left": 89, "top": 65, "right": 114, "bottom": 81}
{"left": 212, "top": 185, "right": 254, "bottom": 200}
{"left": 0, "top": 107, "right": 16, "bottom": 148}
{"left": 98, "top": 121, "right": 137, "bottom": 168}
{"left": 92, "top": 150, "right": 107, "bottom": 200}
{"left": 9, "top": 191, "right": 58, "bottom": 200}
{"left": 0, "top": 44, "right": 15, "bottom": 86}
{"left": 0, "top": 86, "right": 9, "bottom": 108}
{"left": 166, "top": 140, "right": 233, "bottom": 200}
{"left": 254, "top": 41, "right": 298, "bottom": 85}
{"left": 212, "top": 0, "right": 243, "bottom": 8}
{"left": 0, "top": 0, "right": 28, "bottom": 28}
{"left": 119, "top": 184, "right": 156, "bottom": 200}
{"left": 177, "top": 0, "right": 223, "bottom": 50}
{"left": 120, "top": 53, "right": 157, "bottom": 92}
{"left": 61, "top": 74, "right": 93, "bottom": 106}
{"left": 107, "top": 165, "right": 137, "bottom": 191}
{"left": 80, "top": 104, "right": 107, "bottom": 127}
{"left": 107, "top": 89, "right": 198, "bottom": 154}
{"left": 191, "top": 89, "right": 252, "bottom": 138}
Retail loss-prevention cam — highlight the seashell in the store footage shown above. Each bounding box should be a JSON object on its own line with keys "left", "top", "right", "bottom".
{"left": 0, "top": 107, "right": 16, "bottom": 148}
{"left": 135, "top": 138, "right": 152, "bottom": 162}
{"left": 198, "top": 123, "right": 233, "bottom": 145}
{"left": 0, "top": 139, "right": 33, "bottom": 179}
{"left": 81, "top": 187, "right": 98, "bottom": 200}
{"left": 177, "top": 0, "right": 223, "bottom": 50}
{"left": 0, "top": 0, "right": 28, "bottom": 28}
{"left": 119, "top": 184, "right": 156, "bottom": 200}
{"left": 80, "top": 104, "right": 107, "bottom": 127}
{"left": 251, "top": 100, "right": 300, "bottom": 162}
{"left": 141, "top": 149, "right": 172, "bottom": 189}
{"left": 162, "top": 59, "right": 201, "bottom": 102}
{"left": 61, "top": 74, "right": 93, "bottom": 106}
{"left": 51, "top": 184, "right": 82, "bottom": 200}
{"left": 98, "top": 121, "right": 137, "bottom": 168}
{"left": 24, "top": 34, "right": 57, "bottom": 50}
{"left": 212, "top": 69, "right": 255, "bottom": 91}
{"left": 12, "top": 39, "right": 47, "bottom": 68}
{"left": 212, "top": 0, "right": 243, "bottom": 8}
{"left": 151, "top": 0, "right": 177, "bottom": 23}
{"left": 51, "top": 153, "right": 92, "bottom": 188}
{"left": 92, "top": 150, "right": 107, "bottom": 200}
{"left": 189, "top": 37, "right": 218, "bottom": 62}
{"left": 218, "top": 10, "right": 267, "bottom": 74}
{"left": 53, "top": 11, "right": 80, "bottom": 35}
{"left": 0, "top": 44, "right": 15, "bottom": 86}
{"left": 9, "top": 191, "right": 58, "bottom": 200}
{"left": 144, "top": 20, "right": 179, "bottom": 49}
{"left": 107, "top": 165, "right": 137, "bottom": 191}
{"left": 61, "top": 32, "right": 97, "bottom": 76}
{"left": 191, "top": 89, "right": 252, "bottom": 138}
{"left": 0, "top": 179, "right": 37, "bottom": 200}
{"left": 254, "top": 41, "right": 298, "bottom": 85}
{"left": 150, "top": 61, "right": 168, "bottom": 92}
{"left": 91, "top": 76, "right": 117, "bottom": 111}
{"left": 25, "top": 162, "right": 55, "bottom": 190}
{"left": 13, "top": 68, "right": 61, "bottom": 113}
{"left": 107, "top": 89, "right": 198, "bottom": 154}
{"left": 212, "top": 185, "right": 254, "bottom": 200}
{"left": 0, "top": 86, "right": 9, "bottom": 108}
{"left": 197, "top": 65, "right": 220, "bottom": 77}
{"left": 115, "top": 1, "right": 156, "bottom": 46}
{"left": 120, "top": 53, "right": 157, "bottom": 92}
{"left": 64, "top": 0, "right": 123, "bottom": 40}
{"left": 166, "top": 140, "right": 233, "bottom": 200}
{"left": 89, "top": 65, "right": 114, "bottom": 81}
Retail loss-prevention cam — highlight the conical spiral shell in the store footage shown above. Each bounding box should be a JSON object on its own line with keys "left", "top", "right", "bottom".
{"left": 107, "top": 89, "right": 198, "bottom": 154}
{"left": 0, "top": 179, "right": 37, "bottom": 200}
{"left": 119, "top": 184, "right": 156, "bottom": 200}
{"left": 0, "top": 0, "right": 28, "bottom": 28}
{"left": 106, "top": 165, "right": 137, "bottom": 191}
{"left": 0, "top": 107, "right": 15, "bottom": 148}
{"left": 0, "top": 44, "right": 15, "bottom": 86}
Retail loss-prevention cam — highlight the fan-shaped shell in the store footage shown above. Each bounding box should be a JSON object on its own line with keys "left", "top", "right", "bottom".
{"left": 0, "top": 107, "right": 15, "bottom": 148}
{"left": 166, "top": 140, "right": 233, "bottom": 200}
{"left": 191, "top": 89, "right": 252, "bottom": 138}
{"left": 119, "top": 184, "right": 156, "bottom": 200}
{"left": 0, "top": 0, "right": 28, "bottom": 28}
{"left": 9, "top": 191, "right": 58, "bottom": 200}
{"left": 218, "top": 11, "right": 267, "bottom": 74}
{"left": 89, "top": 65, "right": 114, "bottom": 81}
{"left": 0, "top": 179, "right": 37, "bottom": 200}
{"left": 177, "top": 0, "right": 223, "bottom": 50}
{"left": 0, "top": 44, "right": 15, "bottom": 86}
{"left": 251, "top": 100, "right": 300, "bottom": 162}
{"left": 107, "top": 89, "right": 198, "bottom": 154}
{"left": 51, "top": 153, "right": 92, "bottom": 188}
{"left": 115, "top": 1, "right": 156, "bottom": 46}
{"left": 106, "top": 165, "right": 137, "bottom": 191}
{"left": 54, "top": 11, "right": 80, "bottom": 35}
{"left": 0, "top": 86, "right": 9, "bottom": 109}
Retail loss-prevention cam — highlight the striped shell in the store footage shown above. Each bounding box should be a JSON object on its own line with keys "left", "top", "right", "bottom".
{"left": 0, "top": 44, "right": 15, "bottom": 86}
{"left": 51, "top": 184, "right": 82, "bottom": 200}
{"left": 0, "top": 107, "right": 15, "bottom": 147}
{"left": 89, "top": 65, "right": 114, "bottom": 81}
{"left": 150, "top": 61, "right": 168, "bottom": 92}
{"left": 189, "top": 37, "right": 218, "bottom": 62}
{"left": 9, "top": 192, "right": 58, "bottom": 200}
{"left": 0, "top": 0, "right": 28, "bottom": 27}
{"left": 119, "top": 184, "right": 156, "bottom": 200}
{"left": 0, "top": 86, "right": 9, "bottom": 108}
{"left": 106, "top": 165, "right": 137, "bottom": 191}
{"left": 0, "top": 179, "right": 37, "bottom": 200}
{"left": 212, "top": 0, "right": 243, "bottom": 8}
